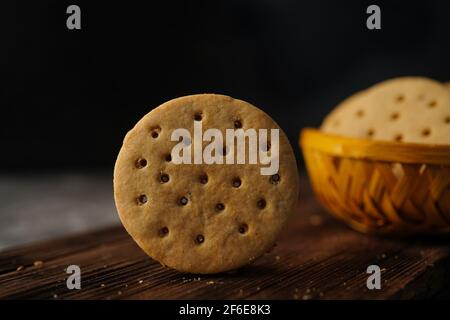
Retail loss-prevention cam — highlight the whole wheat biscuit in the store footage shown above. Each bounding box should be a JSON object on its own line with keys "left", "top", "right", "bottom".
{"left": 321, "top": 77, "right": 450, "bottom": 145}
{"left": 114, "top": 94, "right": 299, "bottom": 274}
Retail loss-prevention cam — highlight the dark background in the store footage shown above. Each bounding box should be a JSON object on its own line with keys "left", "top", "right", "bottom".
{"left": 2, "top": 0, "right": 450, "bottom": 172}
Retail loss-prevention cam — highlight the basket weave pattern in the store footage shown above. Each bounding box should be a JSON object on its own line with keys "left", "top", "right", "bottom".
{"left": 301, "top": 129, "right": 450, "bottom": 234}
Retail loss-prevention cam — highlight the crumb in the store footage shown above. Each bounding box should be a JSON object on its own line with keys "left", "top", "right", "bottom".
{"left": 319, "top": 292, "right": 324, "bottom": 297}
{"left": 381, "top": 253, "right": 387, "bottom": 259}
{"left": 293, "top": 294, "right": 299, "bottom": 300}
{"left": 117, "top": 290, "right": 122, "bottom": 295}
{"left": 256, "top": 287, "right": 260, "bottom": 291}
{"left": 206, "top": 281, "right": 215, "bottom": 285}
{"left": 100, "top": 284, "right": 105, "bottom": 287}
{"left": 138, "top": 280, "right": 143, "bottom": 284}
{"left": 306, "top": 288, "right": 311, "bottom": 293}
{"left": 53, "top": 294, "right": 58, "bottom": 299}
{"left": 16, "top": 265, "right": 24, "bottom": 271}
{"left": 124, "top": 284, "right": 128, "bottom": 287}
{"left": 34, "top": 261, "right": 44, "bottom": 267}
{"left": 302, "top": 294, "right": 312, "bottom": 300}
{"left": 275, "top": 256, "right": 280, "bottom": 261}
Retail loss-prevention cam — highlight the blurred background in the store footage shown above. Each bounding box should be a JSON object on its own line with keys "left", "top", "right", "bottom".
{"left": 1, "top": 0, "right": 449, "bottom": 248}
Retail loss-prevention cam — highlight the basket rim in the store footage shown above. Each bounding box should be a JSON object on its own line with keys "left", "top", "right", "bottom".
{"left": 300, "top": 128, "right": 450, "bottom": 165}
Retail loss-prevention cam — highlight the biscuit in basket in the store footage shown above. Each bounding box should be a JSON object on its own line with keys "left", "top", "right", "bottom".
{"left": 114, "top": 94, "right": 299, "bottom": 274}
{"left": 301, "top": 76, "right": 450, "bottom": 235}
{"left": 321, "top": 77, "right": 450, "bottom": 145}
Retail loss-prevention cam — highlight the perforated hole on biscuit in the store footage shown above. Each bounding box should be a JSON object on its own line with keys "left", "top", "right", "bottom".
{"left": 164, "top": 153, "right": 172, "bottom": 162}
{"left": 427, "top": 100, "right": 437, "bottom": 108}
{"left": 178, "top": 196, "right": 188, "bottom": 206}
{"left": 367, "top": 128, "right": 375, "bottom": 138}
{"left": 232, "top": 177, "right": 241, "bottom": 188}
{"left": 390, "top": 112, "right": 400, "bottom": 121}
{"left": 394, "top": 134, "right": 403, "bottom": 142}
{"left": 160, "top": 173, "right": 170, "bottom": 183}
{"left": 183, "top": 137, "right": 192, "bottom": 146}
{"left": 135, "top": 158, "right": 147, "bottom": 169}
{"left": 445, "top": 116, "right": 450, "bottom": 124}
{"left": 238, "top": 224, "right": 249, "bottom": 234}
{"left": 270, "top": 174, "right": 280, "bottom": 184}
{"left": 257, "top": 198, "right": 266, "bottom": 209}
{"left": 421, "top": 128, "right": 431, "bottom": 137}
{"left": 234, "top": 119, "right": 243, "bottom": 129}
{"left": 260, "top": 141, "right": 271, "bottom": 152}
{"left": 221, "top": 146, "right": 229, "bottom": 156}
{"left": 355, "top": 109, "right": 364, "bottom": 118}
{"left": 137, "top": 194, "right": 148, "bottom": 205}
{"left": 395, "top": 94, "right": 405, "bottom": 103}
{"left": 151, "top": 126, "right": 161, "bottom": 139}
{"left": 199, "top": 174, "right": 208, "bottom": 184}
{"left": 159, "top": 227, "right": 169, "bottom": 237}
{"left": 215, "top": 202, "right": 225, "bottom": 212}
{"left": 194, "top": 112, "right": 203, "bottom": 121}
{"left": 195, "top": 234, "right": 205, "bottom": 245}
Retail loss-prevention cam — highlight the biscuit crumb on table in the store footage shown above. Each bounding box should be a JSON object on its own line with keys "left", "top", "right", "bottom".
{"left": 2, "top": 177, "right": 450, "bottom": 299}
{"left": 33, "top": 260, "right": 44, "bottom": 268}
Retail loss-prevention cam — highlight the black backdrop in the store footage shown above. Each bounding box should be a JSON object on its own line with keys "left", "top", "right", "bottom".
{"left": 2, "top": 0, "right": 450, "bottom": 171}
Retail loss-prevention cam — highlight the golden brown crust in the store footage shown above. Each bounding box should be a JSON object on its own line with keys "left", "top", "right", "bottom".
{"left": 321, "top": 77, "right": 450, "bottom": 145}
{"left": 114, "top": 94, "right": 299, "bottom": 274}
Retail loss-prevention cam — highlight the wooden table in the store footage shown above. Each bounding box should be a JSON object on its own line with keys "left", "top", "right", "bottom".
{"left": 1, "top": 180, "right": 450, "bottom": 300}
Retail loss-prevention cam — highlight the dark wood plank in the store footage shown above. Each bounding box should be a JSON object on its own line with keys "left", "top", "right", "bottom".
{"left": 1, "top": 180, "right": 450, "bottom": 299}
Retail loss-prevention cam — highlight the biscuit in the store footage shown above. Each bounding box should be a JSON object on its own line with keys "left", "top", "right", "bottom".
{"left": 114, "top": 94, "right": 299, "bottom": 274}
{"left": 321, "top": 77, "right": 450, "bottom": 145}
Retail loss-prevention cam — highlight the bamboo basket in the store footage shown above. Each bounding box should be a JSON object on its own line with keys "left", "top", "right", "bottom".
{"left": 300, "top": 128, "right": 450, "bottom": 235}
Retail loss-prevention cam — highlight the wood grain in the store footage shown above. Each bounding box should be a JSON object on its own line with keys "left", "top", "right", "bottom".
{"left": 1, "top": 180, "right": 450, "bottom": 299}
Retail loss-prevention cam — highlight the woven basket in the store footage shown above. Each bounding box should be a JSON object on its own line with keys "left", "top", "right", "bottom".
{"left": 300, "top": 128, "right": 450, "bottom": 235}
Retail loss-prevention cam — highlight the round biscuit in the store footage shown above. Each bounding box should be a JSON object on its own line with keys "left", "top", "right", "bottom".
{"left": 321, "top": 77, "right": 450, "bottom": 145}
{"left": 114, "top": 94, "right": 299, "bottom": 274}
